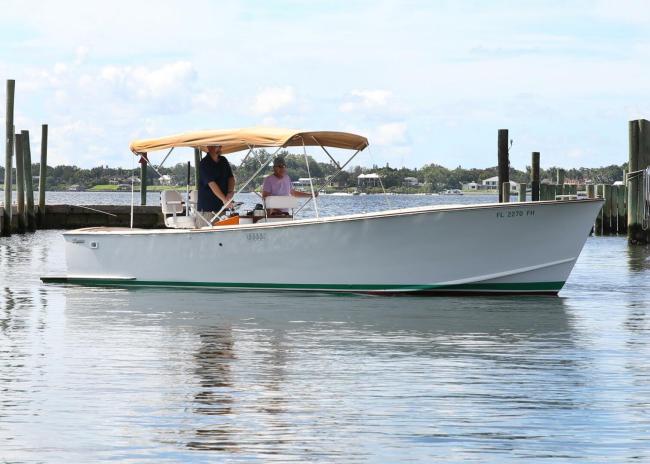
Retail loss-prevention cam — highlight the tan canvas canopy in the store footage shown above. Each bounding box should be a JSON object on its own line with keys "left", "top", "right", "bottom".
{"left": 130, "top": 127, "right": 369, "bottom": 155}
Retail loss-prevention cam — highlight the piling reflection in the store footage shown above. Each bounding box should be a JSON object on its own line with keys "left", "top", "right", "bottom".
{"left": 626, "top": 243, "right": 650, "bottom": 273}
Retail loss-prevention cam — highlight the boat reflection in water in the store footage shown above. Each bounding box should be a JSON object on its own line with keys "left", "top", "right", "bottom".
{"left": 58, "top": 286, "right": 577, "bottom": 457}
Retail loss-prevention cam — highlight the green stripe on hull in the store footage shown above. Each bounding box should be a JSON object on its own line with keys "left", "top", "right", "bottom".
{"left": 40, "top": 277, "right": 565, "bottom": 294}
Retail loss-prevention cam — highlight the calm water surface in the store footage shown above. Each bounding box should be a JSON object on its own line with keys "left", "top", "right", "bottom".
{"left": 1, "top": 194, "right": 650, "bottom": 462}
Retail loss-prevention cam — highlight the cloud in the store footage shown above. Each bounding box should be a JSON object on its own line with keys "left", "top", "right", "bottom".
{"left": 252, "top": 86, "right": 295, "bottom": 115}
{"left": 98, "top": 61, "right": 197, "bottom": 102}
{"left": 340, "top": 89, "right": 392, "bottom": 112}
{"left": 374, "top": 122, "right": 408, "bottom": 146}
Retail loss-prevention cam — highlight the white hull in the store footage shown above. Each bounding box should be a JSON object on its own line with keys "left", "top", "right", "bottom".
{"left": 43, "top": 200, "right": 603, "bottom": 295}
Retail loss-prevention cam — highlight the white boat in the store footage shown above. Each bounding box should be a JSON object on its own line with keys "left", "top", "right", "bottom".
{"left": 41, "top": 127, "right": 603, "bottom": 295}
{"left": 441, "top": 189, "right": 464, "bottom": 195}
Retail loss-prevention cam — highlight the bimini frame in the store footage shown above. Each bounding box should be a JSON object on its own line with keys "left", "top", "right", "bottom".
{"left": 129, "top": 127, "right": 369, "bottom": 228}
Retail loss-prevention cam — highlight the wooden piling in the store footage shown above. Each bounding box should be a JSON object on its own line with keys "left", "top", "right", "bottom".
{"left": 531, "top": 152, "right": 540, "bottom": 201}
{"left": 586, "top": 184, "right": 595, "bottom": 199}
{"left": 3, "top": 79, "right": 15, "bottom": 236}
{"left": 556, "top": 169, "right": 565, "bottom": 186}
{"left": 38, "top": 124, "right": 48, "bottom": 222}
{"left": 194, "top": 147, "right": 201, "bottom": 192}
{"left": 595, "top": 184, "right": 604, "bottom": 235}
{"left": 140, "top": 153, "right": 147, "bottom": 206}
{"left": 518, "top": 183, "right": 526, "bottom": 202}
{"left": 627, "top": 120, "right": 650, "bottom": 243}
{"left": 21, "top": 130, "right": 35, "bottom": 231}
{"left": 617, "top": 184, "right": 627, "bottom": 234}
{"left": 603, "top": 184, "right": 613, "bottom": 234}
{"left": 502, "top": 182, "right": 510, "bottom": 203}
{"left": 611, "top": 185, "right": 619, "bottom": 233}
{"left": 14, "top": 132, "right": 25, "bottom": 232}
{"left": 498, "top": 129, "right": 509, "bottom": 203}
{"left": 539, "top": 184, "right": 546, "bottom": 201}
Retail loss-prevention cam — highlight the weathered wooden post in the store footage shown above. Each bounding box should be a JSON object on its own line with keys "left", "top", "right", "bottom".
{"left": 518, "top": 183, "right": 526, "bottom": 202}
{"left": 502, "top": 181, "right": 510, "bottom": 203}
{"left": 14, "top": 132, "right": 25, "bottom": 233}
{"left": 139, "top": 153, "right": 148, "bottom": 206}
{"left": 595, "top": 184, "right": 604, "bottom": 235}
{"left": 21, "top": 130, "right": 35, "bottom": 231}
{"left": 498, "top": 129, "right": 509, "bottom": 203}
{"left": 194, "top": 147, "right": 201, "bottom": 192}
{"left": 556, "top": 168, "right": 565, "bottom": 186}
{"left": 628, "top": 119, "right": 650, "bottom": 243}
{"left": 586, "top": 184, "right": 595, "bottom": 199}
{"left": 531, "top": 152, "right": 540, "bottom": 201}
{"left": 617, "top": 184, "right": 627, "bottom": 234}
{"left": 611, "top": 185, "right": 619, "bottom": 233}
{"left": 38, "top": 124, "right": 48, "bottom": 224}
{"left": 3, "top": 79, "right": 15, "bottom": 236}
{"left": 603, "top": 184, "right": 613, "bottom": 234}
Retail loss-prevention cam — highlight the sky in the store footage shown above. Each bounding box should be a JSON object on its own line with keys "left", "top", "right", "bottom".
{"left": 1, "top": 0, "right": 649, "bottom": 170}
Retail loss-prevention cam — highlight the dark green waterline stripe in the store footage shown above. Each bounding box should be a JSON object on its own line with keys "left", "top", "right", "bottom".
{"left": 40, "top": 278, "right": 564, "bottom": 292}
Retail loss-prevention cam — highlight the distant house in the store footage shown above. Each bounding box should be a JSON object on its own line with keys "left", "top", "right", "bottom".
{"left": 462, "top": 181, "right": 480, "bottom": 191}
{"left": 109, "top": 179, "right": 120, "bottom": 185}
{"left": 292, "top": 177, "right": 318, "bottom": 188}
{"left": 480, "top": 176, "right": 519, "bottom": 193}
{"left": 482, "top": 176, "right": 499, "bottom": 189}
{"left": 403, "top": 177, "right": 419, "bottom": 187}
{"left": 159, "top": 174, "right": 173, "bottom": 186}
{"left": 358, "top": 173, "right": 381, "bottom": 188}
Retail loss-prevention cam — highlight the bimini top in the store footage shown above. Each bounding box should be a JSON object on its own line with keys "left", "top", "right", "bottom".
{"left": 129, "top": 127, "right": 369, "bottom": 155}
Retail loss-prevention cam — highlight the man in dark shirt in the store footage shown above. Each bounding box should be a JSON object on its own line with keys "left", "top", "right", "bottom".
{"left": 198, "top": 145, "right": 236, "bottom": 213}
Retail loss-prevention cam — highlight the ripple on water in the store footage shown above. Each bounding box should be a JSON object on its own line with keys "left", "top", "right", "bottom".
{"left": 1, "top": 226, "right": 650, "bottom": 462}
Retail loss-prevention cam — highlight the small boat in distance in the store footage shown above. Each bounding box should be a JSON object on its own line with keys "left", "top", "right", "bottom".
{"left": 441, "top": 189, "right": 464, "bottom": 195}
{"left": 41, "top": 127, "right": 603, "bottom": 295}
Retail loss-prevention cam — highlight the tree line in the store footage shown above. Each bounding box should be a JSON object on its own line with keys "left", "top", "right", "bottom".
{"left": 0, "top": 149, "right": 627, "bottom": 192}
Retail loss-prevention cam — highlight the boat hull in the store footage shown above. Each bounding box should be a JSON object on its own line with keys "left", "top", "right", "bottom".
{"left": 42, "top": 200, "right": 603, "bottom": 295}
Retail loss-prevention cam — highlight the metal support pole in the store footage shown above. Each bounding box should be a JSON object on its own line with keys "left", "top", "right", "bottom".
{"left": 3, "top": 79, "right": 15, "bottom": 235}
{"left": 21, "top": 130, "right": 35, "bottom": 231}
{"left": 38, "top": 124, "right": 48, "bottom": 223}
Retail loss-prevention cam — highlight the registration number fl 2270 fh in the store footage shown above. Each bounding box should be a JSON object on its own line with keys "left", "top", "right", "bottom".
{"left": 496, "top": 210, "right": 535, "bottom": 218}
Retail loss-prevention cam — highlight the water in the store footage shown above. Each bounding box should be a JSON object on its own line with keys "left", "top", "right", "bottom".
{"left": 1, "top": 195, "right": 650, "bottom": 462}
{"left": 35, "top": 190, "right": 502, "bottom": 218}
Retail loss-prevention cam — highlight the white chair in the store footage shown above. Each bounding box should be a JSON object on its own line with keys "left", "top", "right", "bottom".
{"left": 161, "top": 190, "right": 195, "bottom": 229}
{"left": 264, "top": 195, "right": 300, "bottom": 210}
{"left": 260, "top": 195, "right": 300, "bottom": 222}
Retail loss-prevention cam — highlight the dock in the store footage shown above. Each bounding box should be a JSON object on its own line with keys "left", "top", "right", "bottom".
{"left": 0, "top": 205, "right": 164, "bottom": 234}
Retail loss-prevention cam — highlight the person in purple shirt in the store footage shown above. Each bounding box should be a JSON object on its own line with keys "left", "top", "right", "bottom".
{"left": 262, "top": 156, "right": 316, "bottom": 214}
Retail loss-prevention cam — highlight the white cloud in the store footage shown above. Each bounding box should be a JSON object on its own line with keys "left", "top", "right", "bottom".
{"left": 340, "top": 89, "right": 392, "bottom": 112}
{"left": 98, "top": 61, "right": 197, "bottom": 102}
{"left": 252, "top": 86, "right": 295, "bottom": 114}
{"left": 374, "top": 122, "right": 408, "bottom": 146}
{"left": 191, "top": 89, "right": 222, "bottom": 112}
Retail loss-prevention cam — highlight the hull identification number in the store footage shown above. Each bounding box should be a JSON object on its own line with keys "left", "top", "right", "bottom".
{"left": 246, "top": 232, "right": 267, "bottom": 241}
{"left": 496, "top": 210, "right": 535, "bottom": 218}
